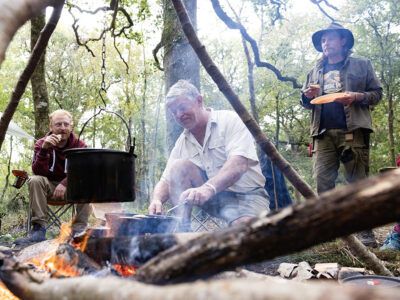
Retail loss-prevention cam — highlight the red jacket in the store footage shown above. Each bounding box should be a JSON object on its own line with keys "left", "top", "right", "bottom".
{"left": 32, "top": 131, "right": 87, "bottom": 186}
{"left": 397, "top": 156, "right": 400, "bottom": 167}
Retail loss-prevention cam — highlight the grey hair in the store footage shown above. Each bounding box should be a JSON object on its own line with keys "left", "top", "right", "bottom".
{"left": 166, "top": 80, "right": 200, "bottom": 105}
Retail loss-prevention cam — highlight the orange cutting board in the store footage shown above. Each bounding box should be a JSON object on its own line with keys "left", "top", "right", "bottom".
{"left": 310, "top": 92, "right": 348, "bottom": 104}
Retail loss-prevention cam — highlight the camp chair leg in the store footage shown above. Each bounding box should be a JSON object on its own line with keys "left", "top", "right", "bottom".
{"left": 27, "top": 197, "right": 32, "bottom": 234}
{"left": 45, "top": 204, "right": 73, "bottom": 231}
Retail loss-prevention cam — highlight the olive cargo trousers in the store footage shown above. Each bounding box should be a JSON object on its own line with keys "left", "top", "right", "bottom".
{"left": 312, "top": 129, "right": 369, "bottom": 194}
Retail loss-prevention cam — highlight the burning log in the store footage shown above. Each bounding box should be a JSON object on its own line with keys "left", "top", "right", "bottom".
{"left": 0, "top": 256, "right": 399, "bottom": 300}
{"left": 47, "top": 243, "right": 101, "bottom": 277}
{"left": 135, "top": 169, "right": 400, "bottom": 284}
{"left": 15, "top": 239, "right": 101, "bottom": 278}
{"left": 83, "top": 232, "right": 203, "bottom": 266}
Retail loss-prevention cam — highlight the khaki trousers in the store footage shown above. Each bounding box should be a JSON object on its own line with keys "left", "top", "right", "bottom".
{"left": 313, "top": 129, "right": 369, "bottom": 194}
{"left": 28, "top": 175, "right": 91, "bottom": 230}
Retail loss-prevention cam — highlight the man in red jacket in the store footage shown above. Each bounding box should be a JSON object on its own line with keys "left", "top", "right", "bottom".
{"left": 15, "top": 110, "right": 90, "bottom": 245}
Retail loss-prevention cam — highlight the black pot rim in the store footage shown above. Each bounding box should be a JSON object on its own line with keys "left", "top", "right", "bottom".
{"left": 64, "top": 148, "right": 137, "bottom": 157}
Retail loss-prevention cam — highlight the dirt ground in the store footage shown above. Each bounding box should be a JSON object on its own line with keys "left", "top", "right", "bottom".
{"left": 1, "top": 220, "right": 399, "bottom": 277}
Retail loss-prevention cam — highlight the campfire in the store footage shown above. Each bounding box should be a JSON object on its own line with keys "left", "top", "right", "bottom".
{"left": 1, "top": 169, "right": 400, "bottom": 299}
{"left": 13, "top": 214, "right": 178, "bottom": 279}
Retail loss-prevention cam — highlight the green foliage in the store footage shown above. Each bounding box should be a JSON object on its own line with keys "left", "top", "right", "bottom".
{"left": 1, "top": 0, "right": 400, "bottom": 228}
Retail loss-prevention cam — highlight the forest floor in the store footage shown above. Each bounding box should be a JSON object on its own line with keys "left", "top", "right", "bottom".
{"left": 1, "top": 210, "right": 399, "bottom": 278}
{"left": 246, "top": 224, "right": 400, "bottom": 277}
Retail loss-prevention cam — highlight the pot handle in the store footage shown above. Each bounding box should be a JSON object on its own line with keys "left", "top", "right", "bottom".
{"left": 78, "top": 107, "right": 135, "bottom": 154}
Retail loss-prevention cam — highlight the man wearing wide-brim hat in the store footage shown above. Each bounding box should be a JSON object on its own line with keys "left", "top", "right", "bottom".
{"left": 300, "top": 23, "right": 382, "bottom": 246}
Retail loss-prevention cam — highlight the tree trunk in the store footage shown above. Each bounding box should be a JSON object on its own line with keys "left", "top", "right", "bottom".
{"left": 31, "top": 11, "right": 50, "bottom": 139}
{"left": 163, "top": 0, "right": 200, "bottom": 153}
{"left": 0, "top": 137, "right": 13, "bottom": 203}
{"left": 387, "top": 90, "right": 395, "bottom": 166}
{"left": 136, "top": 168, "right": 400, "bottom": 284}
{"left": 0, "top": 1, "right": 64, "bottom": 150}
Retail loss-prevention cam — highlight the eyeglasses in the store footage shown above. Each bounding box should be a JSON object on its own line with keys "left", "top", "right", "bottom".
{"left": 53, "top": 122, "right": 71, "bottom": 129}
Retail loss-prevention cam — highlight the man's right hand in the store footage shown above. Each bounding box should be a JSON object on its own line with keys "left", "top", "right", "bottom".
{"left": 42, "top": 134, "right": 61, "bottom": 149}
{"left": 148, "top": 199, "right": 163, "bottom": 215}
{"left": 303, "top": 84, "right": 320, "bottom": 99}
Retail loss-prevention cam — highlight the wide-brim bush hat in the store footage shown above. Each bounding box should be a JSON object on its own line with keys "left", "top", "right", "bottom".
{"left": 312, "top": 22, "right": 354, "bottom": 52}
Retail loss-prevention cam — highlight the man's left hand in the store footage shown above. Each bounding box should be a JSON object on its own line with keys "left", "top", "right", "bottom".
{"left": 53, "top": 183, "right": 66, "bottom": 201}
{"left": 179, "top": 184, "right": 215, "bottom": 207}
{"left": 334, "top": 92, "right": 360, "bottom": 106}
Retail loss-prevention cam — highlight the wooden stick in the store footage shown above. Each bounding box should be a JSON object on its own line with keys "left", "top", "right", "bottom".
{"left": 168, "top": 0, "right": 392, "bottom": 279}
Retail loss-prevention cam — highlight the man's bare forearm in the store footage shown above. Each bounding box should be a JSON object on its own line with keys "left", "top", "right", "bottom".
{"left": 205, "top": 155, "right": 248, "bottom": 193}
{"left": 152, "top": 180, "right": 170, "bottom": 203}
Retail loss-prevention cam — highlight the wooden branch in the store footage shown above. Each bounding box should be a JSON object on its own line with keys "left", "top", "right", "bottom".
{"left": 1, "top": 256, "right": 399, "bottom": 300}
{"left": 0, "top": 0, "right": 62, "bottom": 66}
{"left": 341, "top": 235, "right": 392, "bottom": 276}
{"left": 135, "top": 169, "right": 400, "bottom": 284}
{"left": 309, "top": 0, "right": 338, "bottom": 21}
{"left": 169, "top": 1, "right": 391, "bottom": 276}
{"left": 152, "top": 40, "right": 164, "bottom": 71}
{"left": 0, "top": 1, "right": 64, "bottom": 151}
{"left": 210, "top": 0, "right": 302, "bottom": 89}
{"left": 170, "top": 0, "right": 314, "bottom": 199}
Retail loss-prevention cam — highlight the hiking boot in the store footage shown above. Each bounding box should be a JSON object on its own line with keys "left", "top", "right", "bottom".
{"left": 356, "top": 230, "right": 378, "bottom": 248}
{"left": 380, "top": 233, "right": 400, "bottom": 251}
{"left": 14, "top": 223, "right": 46, "bottom": 245}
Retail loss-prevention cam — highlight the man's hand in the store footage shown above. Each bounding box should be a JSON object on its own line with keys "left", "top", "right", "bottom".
{"left": 42, "top": 134, "right": 61, "bottom": 149}
{"left": 53, "top": 183, "right": 66, "bottom": 201}
{"left": 334, "top": 92, "right": 361, "bottom": 106}
{"left": 148, "top": 199, "right": 163, "bottom": 215}
{"left": 179, "top": 184, "right": 215, "bottom": 207}
{"left": 303, "top": 84, "right": 320, "bottom": 99}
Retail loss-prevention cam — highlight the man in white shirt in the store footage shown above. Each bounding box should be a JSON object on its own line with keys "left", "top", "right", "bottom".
{"left": 148, "top": 80, "right": 269, "bottom": 227}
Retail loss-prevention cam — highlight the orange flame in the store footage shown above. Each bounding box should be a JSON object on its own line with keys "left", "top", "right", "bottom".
{"left": 113, "top": 264, "right": 136, "bottom": 277}
{"left": 25, "top": 223, "right": 84, "bottom": 278}
{"left": 0, "top": 281, "right": 20, "bottom": 300}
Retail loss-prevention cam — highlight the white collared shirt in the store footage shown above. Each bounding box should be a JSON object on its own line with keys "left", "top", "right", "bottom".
{"left": 161, "top": 109, "right": 265, "bottom": 193}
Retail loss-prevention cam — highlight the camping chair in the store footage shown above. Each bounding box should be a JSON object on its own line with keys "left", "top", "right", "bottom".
{"left": 191, "top": 208, "right": 226, "bottom": 232}
{"left": 11, "top": 170, "right": 74, "bottom": 233}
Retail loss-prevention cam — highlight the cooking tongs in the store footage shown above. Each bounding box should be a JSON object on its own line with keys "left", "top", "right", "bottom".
{"left": 166, "top": 200, "right": 188, "bottom": 215}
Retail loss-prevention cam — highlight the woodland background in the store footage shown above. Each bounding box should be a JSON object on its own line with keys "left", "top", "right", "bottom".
{"left": 0, "top": 0, "right": 399, "bottom": 233}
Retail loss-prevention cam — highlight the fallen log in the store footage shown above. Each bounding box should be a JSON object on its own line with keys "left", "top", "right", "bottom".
{"left": 48, "top": 243, "right": 101, "bottom": 277}
{"left": 83, "top": 232, "right": 203, "bottom": 266}
{"left": 135, "top": 169, "right": 400, "bottom": 284}
{"left": 0, "top": 257, "right": 399, "bottom": 300}
{"left": 14, "top": 240, "right": 101, "bottom": 278}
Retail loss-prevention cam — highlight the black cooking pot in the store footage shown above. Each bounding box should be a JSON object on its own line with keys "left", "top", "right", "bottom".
{"left": 65, "top": 109, "right": 136, "bottom": 203}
